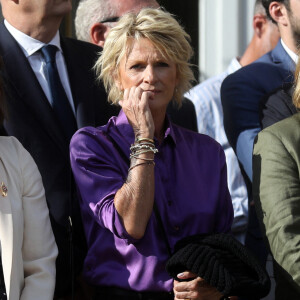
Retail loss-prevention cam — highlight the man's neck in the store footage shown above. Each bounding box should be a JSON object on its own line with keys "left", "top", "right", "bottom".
{"left": 4, "top": 16, "right": 61, "bottom": 44}
{"left": 239, "top": 37, "right": 263, "bottom": 67}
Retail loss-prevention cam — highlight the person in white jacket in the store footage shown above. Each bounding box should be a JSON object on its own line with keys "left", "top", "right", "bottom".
{"left": 0, "top": 67, "right": 57, "bottom": 299}
{"left": 0, "top": 135, "right": 58, "bottom": 300}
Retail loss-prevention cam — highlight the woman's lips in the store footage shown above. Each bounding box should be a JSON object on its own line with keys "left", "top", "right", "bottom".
{"left": 144, "top": 90, "right": 161, "bottom": 94}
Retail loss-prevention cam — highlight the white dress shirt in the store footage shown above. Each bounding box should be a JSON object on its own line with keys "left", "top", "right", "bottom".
{"left": 4, "top": 19, "right": 75, "bottom": 114}
{"left": 185, "top": 58, "right": 248, "bottom": 244}
{"left": 281, "top": 39, "right": 298, "bottom": 65}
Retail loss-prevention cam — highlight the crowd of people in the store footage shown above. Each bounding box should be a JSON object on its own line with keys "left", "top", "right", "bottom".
{"left": 0, "top": 0, "right": 299, "bottom": 299}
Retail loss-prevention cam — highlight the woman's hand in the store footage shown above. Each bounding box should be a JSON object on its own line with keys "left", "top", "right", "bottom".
{"left": 120, "top": 86, "right": 155, "bottom": 139}
{"left": 173, "top": 271, "right": 223, "bottom": 300}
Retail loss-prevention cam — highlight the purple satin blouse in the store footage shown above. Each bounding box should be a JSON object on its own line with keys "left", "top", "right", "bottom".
{"left": 70, "top": 110, "right": 233, "bottom": 292}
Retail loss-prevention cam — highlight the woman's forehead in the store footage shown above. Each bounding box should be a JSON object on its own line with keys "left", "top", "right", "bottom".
{"left": 124, "top": 38, "right": 169, "bottom": 62}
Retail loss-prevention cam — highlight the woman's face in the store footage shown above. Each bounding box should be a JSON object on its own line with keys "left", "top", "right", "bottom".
{"left": 118, "top": 38, "right": 178, "bottom": 111}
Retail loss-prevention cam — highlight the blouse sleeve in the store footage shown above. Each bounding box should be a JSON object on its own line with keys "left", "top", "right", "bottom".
{"left": 70, "top": 127, "right": 137, "bottom": 242}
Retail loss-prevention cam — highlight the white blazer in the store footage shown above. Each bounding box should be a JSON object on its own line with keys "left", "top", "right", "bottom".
{"left": 0, "top": 136, "right": 57, "bottom": 300}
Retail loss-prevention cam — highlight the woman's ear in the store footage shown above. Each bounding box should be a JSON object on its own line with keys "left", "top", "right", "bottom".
{"left": 115, "top": 73, "right": 123, "bottom": 91}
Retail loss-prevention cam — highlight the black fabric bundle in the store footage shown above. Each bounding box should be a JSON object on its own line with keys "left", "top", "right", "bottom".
{"left": 166, "top": 233, "right": 270, "bottom": 298}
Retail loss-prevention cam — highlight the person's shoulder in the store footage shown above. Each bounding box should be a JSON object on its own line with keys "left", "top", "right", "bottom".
{"left": 62, "top": 37, "right": 102, "bottom": 52}
{"left": 0, "top": 136, "right": 23, "bottom": 155}
{"left": 0, "top": 136, "right": 30, "bottom": 170}
{"left": 224, "top": 49, "right": 277, "bottom": 82}
{"left": 71, "top": 125, "right": 107, "bottom": 144}
{"left": 71, "top": 116, "right": 118, "bottom": 148}
{"left": 222, "top": 60, "right": 285, "bottom": 94}
{"left": 61, "top": 37, "right": 102, "bottom": 61}
{"left": 260, "top": 112, "right": 300, "bottom": 141}
{"left": 255, "top": 113, "right": 300, "bottom": 160}
{"left": 264, "top": 83, "right": 294, "bottom": 108}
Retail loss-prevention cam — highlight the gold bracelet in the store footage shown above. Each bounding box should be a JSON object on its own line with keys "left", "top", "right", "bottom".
{"left": 135, "top": 137, "right": 155, "bottom": 144}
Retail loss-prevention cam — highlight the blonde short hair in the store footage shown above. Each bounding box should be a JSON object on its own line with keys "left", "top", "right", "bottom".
{"left": 95, "top": 8, "right": 194, "bottom": 106}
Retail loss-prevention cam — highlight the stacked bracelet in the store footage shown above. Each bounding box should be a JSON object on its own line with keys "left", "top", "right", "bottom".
{"left": 129, "top": 137, "right": 158, "bottom": 171}
{"left": 135, "top": 137, "right": 155, "bottom": 144}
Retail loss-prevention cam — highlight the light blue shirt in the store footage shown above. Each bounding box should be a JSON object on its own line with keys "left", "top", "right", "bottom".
{"left": 185, "top": 58, "right": 248, "bottom": 244}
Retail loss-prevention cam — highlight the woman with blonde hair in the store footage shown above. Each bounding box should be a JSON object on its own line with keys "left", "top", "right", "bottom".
{"left": 253, "top": 58, "right": 300, "bottom": 298}
{"left": 70, "top": 8, "right": 233, "bottom": 300}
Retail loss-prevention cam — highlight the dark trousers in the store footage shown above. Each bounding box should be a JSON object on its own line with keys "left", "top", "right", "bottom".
{"left": 93, "top": 286, "right": 174, "bottom": 300}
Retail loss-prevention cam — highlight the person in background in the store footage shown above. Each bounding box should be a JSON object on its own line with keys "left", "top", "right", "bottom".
{"left": 260, "top": 82, "right": 297, "bottom": 129}
{"left": 70, "top": 8, "right": 233, "bottom": 300}
{"left": 221, "top": 0, "right": 298, "bottom": 273}
{"left": 221, "top": 0, "right": 297, "bottom": 183}
{"left": 75, "top": 0, "right": 158, "bottom": 47}
{"left": 75, "top": 0, "right": 198, "bottom": 133}
{"left": 0, "top": 0, "right": 118, "bottom": 298}
{"left": 0, "top": 60, "right": 57, "bottom": 299}
{"left": 253, "top": 58, "right": 300, "bottom": 299}
{"left": 185, "top": 0, "right": 280, "bottom": 244}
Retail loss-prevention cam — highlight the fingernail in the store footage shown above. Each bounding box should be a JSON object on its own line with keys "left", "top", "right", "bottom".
{"left": 177, "top": 272, "right": 185, "bottom": 278}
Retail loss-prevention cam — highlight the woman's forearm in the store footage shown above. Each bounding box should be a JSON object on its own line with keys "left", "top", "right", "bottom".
{"left": 114, "top": 151, "right": 155, "bottom": 239}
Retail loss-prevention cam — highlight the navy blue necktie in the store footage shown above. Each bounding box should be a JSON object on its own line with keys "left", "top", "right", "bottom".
{"left": 41, "top": 45, "right": 77, "bottom": 141}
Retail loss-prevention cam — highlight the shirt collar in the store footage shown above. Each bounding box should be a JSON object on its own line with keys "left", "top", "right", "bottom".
{"left": 116, "top": 109, "right": 177, "bottom": 145}
{"left": 281, "top": 39, "right": 298, "bottom": 65}
{"left": 4, "top": 19, "right": 62, "bottom": 57}
{"left": 226, "top": 57, "right": 241, "bottom": 75}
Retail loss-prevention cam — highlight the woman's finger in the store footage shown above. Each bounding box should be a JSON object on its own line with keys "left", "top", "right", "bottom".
{"left": 177, "top": 271, "right": 198, "bottom": 281}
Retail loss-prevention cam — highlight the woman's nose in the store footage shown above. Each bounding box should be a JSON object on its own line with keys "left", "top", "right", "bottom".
{"left": 143, "top": 65, "right": 156, "bottom": 84}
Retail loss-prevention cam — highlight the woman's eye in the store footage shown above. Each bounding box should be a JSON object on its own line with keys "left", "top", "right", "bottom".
{"left": 158, "top": 61, "right": 169, "bottom": 67}
{"left": 130, "top": 64, "right": 144, "bottom": 70}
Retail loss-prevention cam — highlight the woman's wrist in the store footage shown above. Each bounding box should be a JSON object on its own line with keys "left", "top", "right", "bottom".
{"left": 134, "top": 128, "right": 154, "bottom": 140}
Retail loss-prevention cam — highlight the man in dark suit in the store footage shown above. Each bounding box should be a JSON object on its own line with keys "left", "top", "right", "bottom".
{"left": 221, "top": 0, "right": 298, "bottom": 287}
{"left": 0, "top": 0, "right": 119, "bottom": 298}
{"left": 221, "top": 0, "right": 298, "bottom": 181}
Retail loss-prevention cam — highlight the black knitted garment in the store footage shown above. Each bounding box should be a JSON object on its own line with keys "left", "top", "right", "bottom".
{"left": 166, "top": 233, "right": 270, "bottom": 298}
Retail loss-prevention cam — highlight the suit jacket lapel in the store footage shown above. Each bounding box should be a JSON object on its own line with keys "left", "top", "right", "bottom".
{"left": 61, "top": 37, "right": 96, "bottom": 129}
{"left": 271, "top": 41, "right": 296, "bottom": 72}
{"left": 0, "top": 23, "right": 68, "bottom": 154}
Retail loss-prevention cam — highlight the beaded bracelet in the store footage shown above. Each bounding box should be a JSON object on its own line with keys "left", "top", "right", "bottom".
{"left": 130, "top": 143, "right": 158, "bottom": 153}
